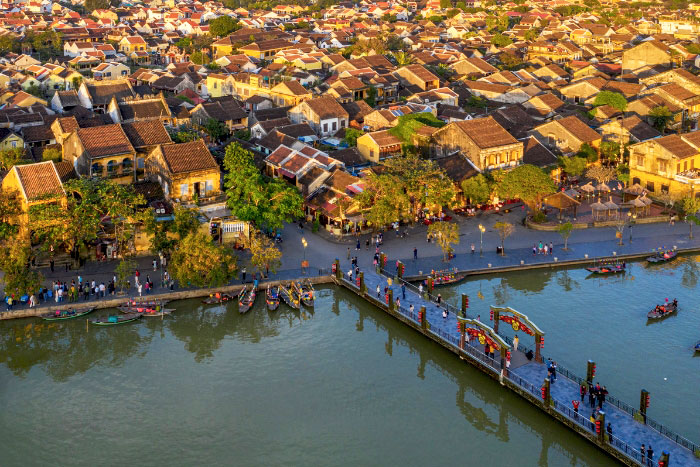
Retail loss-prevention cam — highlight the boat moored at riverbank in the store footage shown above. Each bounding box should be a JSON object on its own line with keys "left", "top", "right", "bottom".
{"left": 90, "top": 313, "right": 142, "bottom": 326}
{"left": 40, "top": 308, "right": 95, "bottom": 321}
{"left": 238, "top": 285, "right": 256, "bottom": 314}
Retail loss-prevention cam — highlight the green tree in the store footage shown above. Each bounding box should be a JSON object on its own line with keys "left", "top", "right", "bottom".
{"left": 649, "top": 106, "right": 673, "bottom": 133}
{"left": 576, "top": 142, "right": 598, "bottom": 162}
{"left": 428, "top": 221, "right": 459, "bottom": 261}
{"left": 447, "top": 8, "right": 460, "bottom": 18}
{"left": 0, "top": 35, "right": 18, "bottom": 55}
{"left": 499, "top": 52, "right": 523, "bottom": 70}
{"left": 170, "top": 231, "right": 237, "bottom": 287}
{"left": 0, "top": 190, "right": 20, "bottom": 241}
{"left": 558, "top": 156, "right": 587, "bottom": 177}
{"left": 41, "top": 147, "right": 61, "bottom": 162}
{"left": 460, "top": 174, "right": 492, "bottom": 204}
{"left": 0, "top": 240, "right": 43, "bottom": 298}
{"left": 364, "top": 85, "right": 377, "bottom": 107}
{"left": 32, "top": 30, "right": 62, "bottom": 60}
{"left": 204, "top": 118, "right": 229, "bottom": 142}
{"left": 209, "top": 16, "right": 240, "bottom": 37}
{"left": 440, "top": 0, "right": 452, "bottom": 8}
{"left": 84, "top": 0, "right": 109, "bottom": 12}
{"left": 496, "top": 164, "right": 556, "bottom": 211}
{"left": 493, "top": 221, "right": 514, "bottom": 256}
{"left": 600, "top": 141, "right": 621, "bottom": 164}
{"left": 491, "top": 33, "right": 513, "bottom": 47}
{"left": 0, "top": 148, "right": 27, "bottom": 171}
{"left": 679, "top": 196, "right": 700, "bottom": 238}
{"left": 557, "top": 222, "right": 573, "bottom": 250}
{"left": 586, "top": 165, "right": 616, "bottom": 185}
{"left": 616, "top": 163, "right": 630, "bottom": 185}
{"left": 593, "top": 90, "right": 627, "bottom": 112}
{"left": 246, "top": 230, "right": 282, "bottom": 274}
{"left": 393, "top": 50, "right": 414, "bottom": 66}
{"left": 172, "top": 130, "right": 199, "bottom": 143}
{"left": 356, "top": 174, "right": 411, "bottom": 229}
{"left": 457, "top": 1, "right": 467, "bottom": 9}
{"left": 173, "top": 205, "right": 200, "bottom": 240}
{"left": 115, "top": 258, "right": 137, "bottom": 293}
{"left": 342, "top": 128, "right": 364, "bottom": 147}
{"left": 524, "top": 29, "right": 540, "bottom": 41}
{"left": 190, "top": 51, "right": 209, "bottom": 65}
{"left": 142, "top": 210, "right": 174, "bottom": 256}
{"left": 223, "top": 142, "right": 303, "bottom": 230}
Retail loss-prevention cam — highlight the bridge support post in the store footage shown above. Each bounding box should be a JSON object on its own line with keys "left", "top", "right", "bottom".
{"left": 420, "top": 306, "right": 427, "bottom": 330}
{"left": 596, "top": 411, "right": 606, "bottom": 444}
{"left": 535, "top": 333, "right": 543, "bottom": 363}
{"left": 659, "top": 450, "right": 670, "bottom": 467}
{"left": 461, "top": 294, "right": 468, "bottom": 318}
{"left": 639, "top": 389, "right": 649, "bottom": 424}
{"left": 541, "top": 377, "right": 551, "bottom": 407}
{"left": 492, "top": 308, "right": 500, "bottom": 334}
{"left": 334, "top": 259, "right": 341, "bottom": 281}
{"left": 459, "top": 324, "right": 465, "bottom": 350}
{"left": 359, "top": 272, "right": 366, "bottom": 294}
{"left": 387, "top": 288, "right": 394, "bottom": 312}
{"left": 427, "top": 277, "right": 434, "bottom": 295}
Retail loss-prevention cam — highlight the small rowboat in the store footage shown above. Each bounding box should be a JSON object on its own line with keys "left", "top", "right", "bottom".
{"left": 694, "top": 341, "right": 700, "bottom": 352}
{"left": 647, "top": 302, "right": 678, "bottom": 320}
{"left": 266, "top": 285, "right": 280, "bottom": 311}
{"left": 585, "top": 263, "right": 626, "bottom": 275}
{"left": 202, "top": 293, "right": 233, "bottom": 305}
{"left": 123, "top": 299, "right": 169, "bottom": 308}
{"left": 90, "top": 313, "right": 142, "bottom": 326}
{"left": 279, "top": 284, "right": 300, "bottom": 310}
{"left": 41, "top": 307, "right": 95, "bottom": 321}
{"left": 238, "top": 285, "right": 256, "bottom": 314}
{"left": 647, "top": 250, "right": 677, "bottom": 264}
{"left": 118, "top": 306, "right": 175, "bottom": 317}
{"left": 427, "top": 269, "right": 467, "bottom": 287}
{"left": 293, "top": 280, "right": 315, "bottom": 308}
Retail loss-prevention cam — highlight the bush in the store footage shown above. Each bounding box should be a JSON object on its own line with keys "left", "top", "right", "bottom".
{"left": 312, "top": 219, "right": 320, "bottom": 232}
{"left": 531, "top": 211, "right": 546, "bottom": 223}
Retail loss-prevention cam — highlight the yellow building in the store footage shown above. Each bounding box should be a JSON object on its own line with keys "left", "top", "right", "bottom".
{"left": 239, "top": 39, "right": 294, "bottom": 60}
{"left": 0, "top": 129, "right": 24, "bottom": 151}
{"left": 629, "top": 131, "right": 700, "bottom": 197}
{"left": 62, "top": 124, "right": 137, "bottom": 184}
{"left": 206, "top": 73, "right": 312, "bottom": 106}
{"left": 1, "top": 161, "right": 67, "bottom": 237}
{"left": 357, "top": 130, "right": 403, "bottom": 163}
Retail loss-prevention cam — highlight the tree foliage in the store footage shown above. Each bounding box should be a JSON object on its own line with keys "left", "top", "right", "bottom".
{"left": 0, "top": 190, "right": 20, "bottom": 241}
{"left": 649, "top": 106, "right": 673, "bottom": 133}
{"left": 246, "top": 229, "right": 282, "bottom": 274}
{"left": 170, "top": 231, "right": 237, "bottom": 288}
{"left": 557, "top": 222, "right": 573, "bottom": 250}
{"left": 585, "top": 165, "right": 616, "bottom": 185}
{"left": 223, "top": 142, "right": 303, "bottom": 230}
{"left": 115, "top": 258, "right": 137, "bottom": 292}
{"left": 209, "top": 16, "right": 241, "bottom": 37}
{"left": 204, "top": 118, "right": 229, "bottom": 142}
{"left": 593, "top": 91, "right": 627, "bottom": 112}
{"left": 496, "top": 164, "right": 555, "bottom": 210}
{"left": 0, "top": 148, "right": 28, "bottom": 171}
{"left": 600, "top": 141, "right": 621, "bottom": 164}
{"left": 173, "top": 205, "right": 201, "bottom": 240}
{"left": 42, "top": 147, "right": 62, "bottom": 162}
{"left": 491, "top": 33, "right": 513, "bottom": 47}
{"left": 679, "top": 196, "right": 700, "bottom": 238}
{"left": 342, "top": 128, "right": 364, "bottom": 147}
{"left": 460, "top": 174, "right": 492, "bottom": 204}
{"left": 576, "top": 142, "right": 598, "bottom": 162}
{"left": 0, "top": 240, "right": 42, "bottom": 298}
{"left": 558, "top": 156, "right": 587, "bottom": 177}
{"left": 428, "top": 221, "right": 459, "bottom": 261}
{"left": 493, "top": 221, "right": 514, "bottom": 255}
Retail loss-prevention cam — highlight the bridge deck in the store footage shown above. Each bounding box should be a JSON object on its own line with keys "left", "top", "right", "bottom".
{"left": 338, "top": 261, "right": 698, "bottom": 466}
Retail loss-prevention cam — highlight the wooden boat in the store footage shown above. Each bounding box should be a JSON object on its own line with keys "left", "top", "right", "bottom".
{"left": 585, "top": 263, "right": 626, "bottom": 275}
{"left": 90, "top": 313, "right": 142, "bottom": 326}
{"left": 427, "top": 268, "right": 467, "bottom": 287}
{"left": 41, "top": 307, "right": 95, "bottom": 321}
{"left": 123, "top": 298, "right": 169, "bottom": 308}
{"left": 647, "top": 250, "right": 677, "bottom": 264}
{"left": 300, "top": 279, "right": 315, "bottom": 308}
{"left": 279, "top": 284, "right": 300, "bottom": 310}
{"left": 202, "top": 293, "right": 233, "bottom": 305}
{"left": 647, "top": 302, "right": 678, "bottom": 320}
{"left": 238, "top": 285, "right": 256, "bottom": 314}
{"left": 694, "top": 341, "right": 700, "bottom": 352}
{"left": 266, "top": 285, "right": 280, "bottom": 311}
{"left": 118, "top": 305, "right": 175, "bottom": 317}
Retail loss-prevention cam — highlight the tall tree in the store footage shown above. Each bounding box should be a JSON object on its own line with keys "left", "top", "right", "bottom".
{"left": 115, "top": 258, "right": 137, "bottom": 293}
{"left": 649, "top": 106, "right": 673, "bottom": 133}
{"left": 427, "top": 221, "right": 459, "bottom": 261}
{"left": 209, "top": 16, "right": 240, "bottom": 37}
{"left": 680, "top": 196, "right": 700, "bottom": 239}
{"left": 246, "top": 230, "right": 282, "bottom": 275}
{"left": 0, "top": 190, "right": 20, "bottom": 241}
{"left": 557, "top": 222, "right": 573, "bottom": 250}
{"left": 593, "top": 91, "right": 627, "bottom": 112}
{"left": 496, "top": 164, "right": 555, "bottom": 210}
{"left": 170, "top": 231, "right": 237, "bottom": 288}
{"left": 586, "top": 165, "right": 616, "bottom": 185}
{"left": 223, "top": 142, "right": 303, "bottom": 230}
{"left": 172, "top": 205, "right": 200, "bottom": 240}
{"left": 558, "top": 156, "right": 587, "bottom": 177}
{"left": 0, "top": 148, "right": 27, "bottom": 171}
{"left": 0, "top": 240, "right": 42, "bottom": 298}
{"left": 460, "top": 174, "right": 492, "bottom": 204}
{"left": 493, "top": 221, "right": 514, "bottom": 256}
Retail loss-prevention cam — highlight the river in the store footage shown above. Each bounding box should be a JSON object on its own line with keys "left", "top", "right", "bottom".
{"left": 0, "top": 286, "right": 612, "bottom": 466}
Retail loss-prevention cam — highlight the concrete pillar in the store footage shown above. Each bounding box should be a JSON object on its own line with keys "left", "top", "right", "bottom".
{"left": 359, "top": 272, "right": 366, "bottom": 294}
{"left": 639, "top": 389, "right": 649, "bottom": 424}
{"left": 659, "top": 450, "right": 670, "bottom": 467}
{"left": 461, "top": 293, "right": 468, "bottom": 318}
{"left": 397, "top": 261, "right": 404, "bottom": 279}
{"left": 586, "top": 360, "right": 596, "bottom": 384}
{"left": 535, "top": 333, "right": 543, "bottom": 363}
{"left": 542, "top": 377, "right": 551, "bottom": 406}
{"left": 387, "top": 288, "right": 394, "bottom": 312}
{"left": 380, "top": 253, "right": 387, "bottom": 271}
{"left": 420, "top": 305, "right": 427, "bottom": 330}
{"left": 334, "top": 259, "right": 341, "bottom": 281}
{"left": 493, "top": 308, "right": 500, "bottom": 334}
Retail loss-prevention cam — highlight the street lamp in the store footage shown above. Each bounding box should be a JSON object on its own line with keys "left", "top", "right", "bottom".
{"left": 301, "top": 236, "right": 308, "bottom": 262}
{"left": 629, "top": 212, "right": 637, "bottom": 242}
{"left": 478, "top": 224, "right": 485, "bottom": 257}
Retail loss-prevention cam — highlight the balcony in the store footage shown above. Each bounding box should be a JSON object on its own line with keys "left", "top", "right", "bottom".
{"left": 674, "top": 170, "right": 700, "bottom": 185}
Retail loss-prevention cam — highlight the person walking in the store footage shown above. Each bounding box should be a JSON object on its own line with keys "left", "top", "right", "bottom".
{"left": 599, "top": 385, "right": 608, "bottom": 409}
{"left": 549, "top": 242, "right": 554, "bottom": 255}
{"left": 513, "top": 335, "right": 519, "bottom": 352}
{"left": 606, "top": 423, "right": 612, "bottom": 437}
{"left": 436, "top": 293, "right": 441, "bottom": 305}
{"left": 395, "top": 297, "right": 400, "bottom": 308}
{"left": 409, "top": 304, "right": 414, "bottom": 314}
{"left": 356, "top": 239, "right": 360, "bottom": 251}
{"left": 533, "top": 244, "right": 537, "bottom": 255}
{"left": 580, "top": 384, "right": 587, "bottom": 402}
{"left": 401, "top": 283, "right": 406, "bottom": 299}
{"left": 376, "top": 284, "right": 381, "bottom": 298}
{"left": 442, "top": 309, "right": 447, "bottom": 319}
{"left": 365, "top": 239, "right": 370, "bottom": 250}
{"left": 135, "top": 269, "right": 140, "bottom": 285}
{"left": 572, "top": 400, "right": 579, "bottom": 414}
{"left": 647, "top": 445, "right": 653, "bottom": 464}
{"left": 418, "top": 283, "right": 423, "bottom": 295}
{"left": 589, "top": 385, "right": 596, "bottom": 408}
{"left": 413, "top": 248, "right": 418, "bottom": 260}
{"left": 153, "top": 259, "right": 158, "bottom": 271}
{"left": 551, "top": 361, "right": 557, "bottom": 382}
{"left": 543, "top": 244, "right": 548, "bottom": 255}
{"left": 137, "top": 283, "right": 142, "bottom": 296}
{"left": 640, "top": 444, "right": 645, "bottom": 465}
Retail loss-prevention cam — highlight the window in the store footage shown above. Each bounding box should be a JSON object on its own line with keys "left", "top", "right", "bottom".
{"left": 658, "top": 160, "right": 668, "bottom": 173}
{"left": 205, "top": 180, "right": 213, "bottom": 194}
{"left": 323, "top": 123, "right": 328, "bottom": 133}
{"left": 661, "top": 184, "right": 669, "bottom": 193}
{"left": 213, "top": 82, "right": 217, "bottom": 89}
{"left": 122, "top": 158, "right": 132, "bottom": 172}
{"left": 91, "top": 162, "right": 102, "bottom": 175}
{"left": 693, "top": 159, "right": 696, "bottom": 170}
{"left": 180, "top": 184, "right": 188, "bottom": 197}
{"left": 341, "top": 120, "right": 346, "bottom": 128}
{"left": 636, "top": 154, "right": 644, "bottom": 167}
{"left": 332, "top": 121, "right": 337, "bottom": 131}
{"left": 646, "top": 181, "right": 655, "bottom": 192}
{"left": 106, "top": 160, "right": 115, "bottom": 173}
{"left": 678, "top": 163, "right": 682, "bottom": 173}
{"left": 10, "top": 141, "right": 16, "bottom": 148}
{"left": 632, "top": 177, "right": 641, "bottom": 186}
{"left": 684, "top": 161, "right": 688, "bottom": 171}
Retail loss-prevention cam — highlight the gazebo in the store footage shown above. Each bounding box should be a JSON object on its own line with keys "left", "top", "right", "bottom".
{"left": 624, "top": 196, "right": 647, "bottom": 216}
{"left": 543, "top": 191, "right": 581, "bottom": 220}
{"left": 624, "top": 183, "right": 645, "bottom": 202}
{"left": 580, "top": 182, "right": 595, "bottom": 202}
{"left": 591, "top": 199, "right": 607, "bottom": 220}
{"left": 596, "top": 182, "right": 611, "bottom": 194}
{"left": 604, "top": 196, "right": 619, "bottom": 219}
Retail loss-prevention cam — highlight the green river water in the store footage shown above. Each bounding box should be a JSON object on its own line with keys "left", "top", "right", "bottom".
{"left": 2, "top": 257, "right": 700, "bottom": 466}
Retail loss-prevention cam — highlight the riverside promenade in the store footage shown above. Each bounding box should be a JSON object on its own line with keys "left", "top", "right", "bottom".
{"left": 333, "top": 259, "right": 699, "bottom": 466}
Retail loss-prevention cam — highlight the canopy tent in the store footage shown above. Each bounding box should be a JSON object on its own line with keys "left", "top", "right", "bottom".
{"left": 623, "top": 183, "right": 645, "bottom": 202}
{"left": 543, "top": 191, "right": 581, "bottom": 220}
{"left": 580, "top": 183, "right": 595, "bottom": 193}
{"left": 596, "top": 182, "right": 611, "bottom": 193}
{"left": 603, "top": 196, "right": 619, "bottom": 219}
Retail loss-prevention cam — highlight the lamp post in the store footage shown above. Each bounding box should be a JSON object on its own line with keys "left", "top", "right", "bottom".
{"left": 301, "top": 237, "right": 307, "bottom": 262}
{"left": 629, "top": 212, "right": 637, "bottom": 242}
{"left": 478, "top": 224, "right": 485, "bottom": 257}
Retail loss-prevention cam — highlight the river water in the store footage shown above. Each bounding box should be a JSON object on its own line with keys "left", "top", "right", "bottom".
{"left": 0, "top": 287, "right": 614, "bottom": 466}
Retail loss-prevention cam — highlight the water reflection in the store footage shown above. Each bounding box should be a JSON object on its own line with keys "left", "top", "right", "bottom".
{"left": 0, "top": 318, "right": 152, "bottom": 381}
{"left": 501, "top": 269, "right": 554, "bottom": 294}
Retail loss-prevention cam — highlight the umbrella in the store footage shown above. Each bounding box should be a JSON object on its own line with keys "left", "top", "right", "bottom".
{"left": 580, "top": 183, "right": 595, "bottom": 193}
{"left": 624, "top": 183, "right": 645, "bottom": 195}
{"left": 590, "top": 199, "right": 607, "bottom": 221}
{"left": 596, "top": 182, "right": 611, "bottom": 192}
{"left": 604, "top": 196, "right": 619, "bottom": 218}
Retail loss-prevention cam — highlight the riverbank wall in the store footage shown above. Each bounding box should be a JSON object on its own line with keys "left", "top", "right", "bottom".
{"left": 0, "top": 276, "right": 334, "bottom": 320}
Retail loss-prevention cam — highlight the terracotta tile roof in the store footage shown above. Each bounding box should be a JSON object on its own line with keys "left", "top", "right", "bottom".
{"left": 14, "top": 161, "right": 64, "bottom": 201}
{"left": 53, "top": 160, "right": 77, "bottom": 182}
{"left": 556, "top": 116, "right": 601, "bottom": 143}
{"left": 304, "top": 96, "right": 348, "bottom": 120}
{"left": 656, "top": 134, "right": 697, "bottom": 160}
{"left": 158, "top": 139, "right": 217, "bottom": 174}
{"left": 454, "top": 116, "right": 518, "bottom": 149}
{"left": 77, "top": 124, "right": 135, "bottom": 158}
{"left": 522, "top": 136, "right": 557, "bottom": 167}
{"left": 122, "top": 120, "right": 172, "bottom": 148}
{"left": 280, "top": 153, "right": 310, "bottom": 173}
{"left": 86, "top": 80, "right": 134, "bottom": 106}
{"left": 267, "top": 145, "right": 294, "bottom": 165}
{"left": 118, "top": 100, "right": 170, "bottom": 121}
